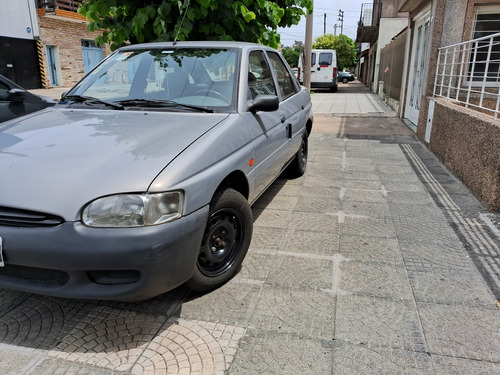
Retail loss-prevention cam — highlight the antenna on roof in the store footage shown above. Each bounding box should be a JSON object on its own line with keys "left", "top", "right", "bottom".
{"left": 173, "top": 0, "right": 190, "bottom": 45}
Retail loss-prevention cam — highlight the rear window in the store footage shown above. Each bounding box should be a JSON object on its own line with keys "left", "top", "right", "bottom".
{"left": 319, "top": 53, "right": 332, "bottom": 66}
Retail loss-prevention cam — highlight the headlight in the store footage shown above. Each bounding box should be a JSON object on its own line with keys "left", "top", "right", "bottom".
{"left": 82, "top": 191, "right": 184, "bottom": 228}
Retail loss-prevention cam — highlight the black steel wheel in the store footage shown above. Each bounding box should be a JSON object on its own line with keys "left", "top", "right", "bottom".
{"left": 186, "top": 188, "right": 252, "bottom": 292}
{"left": 286, "top": 135, "right": 308, "bottom": 178}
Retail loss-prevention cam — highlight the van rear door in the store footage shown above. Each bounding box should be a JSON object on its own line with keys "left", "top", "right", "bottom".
{"left": 314, "top": 51, "right": 333, "bottom": 83}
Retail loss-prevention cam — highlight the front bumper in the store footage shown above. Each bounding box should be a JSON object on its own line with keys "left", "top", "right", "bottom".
{"left": 0, "top": 206, "right": 209, "bottom": 301}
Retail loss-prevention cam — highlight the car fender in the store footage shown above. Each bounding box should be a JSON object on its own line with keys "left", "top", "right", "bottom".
{"left": 148, "top": 114, "right": 255, "bottom": 215}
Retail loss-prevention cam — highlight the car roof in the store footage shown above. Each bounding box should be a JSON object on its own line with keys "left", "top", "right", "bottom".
{"left": 118, "top": 41, "right": 276, "bottom": 53}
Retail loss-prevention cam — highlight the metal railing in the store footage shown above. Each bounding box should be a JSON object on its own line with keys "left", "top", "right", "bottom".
{"left": 37, "top": 0, "right": 83, "bottom": 12}
{"left": 434, "top": 32, "right": 500, "bottom": 119}
{"left": 358, "top": 2, "right": 382, "bottom": 28}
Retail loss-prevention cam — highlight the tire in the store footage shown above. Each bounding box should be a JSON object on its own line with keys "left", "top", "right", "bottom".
{"left": 186, "top": 188, "right": 252, "bottom": 292}
{"left": 331, "top": 84, "right": 338, "bottom": 92}
{"left": 286, "top": 135, "right": 308, "bottom": 178}
{"left": 342, "top": 78, "right": 348, "bottom": 84}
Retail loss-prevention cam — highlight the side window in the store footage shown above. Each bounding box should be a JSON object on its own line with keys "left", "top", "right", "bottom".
{"left": 267, "top": 52, "right": 297, "bottom": 100}
{"left": 0, "top": 82, "right": 10, "bottom": 101}
{"left": 248, "top": 50, "right": 277, "bottom": 99}
{"left": 311, "top": 52, "right": 316, "bottom": 67}
{"left": 318, "top": 52, "right": 332, "bottom": 66}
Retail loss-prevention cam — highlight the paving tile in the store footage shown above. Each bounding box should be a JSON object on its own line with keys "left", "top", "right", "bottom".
{"left": 340, "top": 260, "right": 414, "bottom": 301}
{"left": 237, "top": 249, "right": 285, "bottom": 282}
{"left": 286, "top": 211, "right": 340, "bottom": 233}
{"left": 294, "top": 194, "right": 342, "bottom": 214}
{"left": 431, "top": 354, "right": 500, "bottom": 374}
{"left": 417, "top": 303, "right": 500, "bottom": 362}
{"left": 336, "top": 295, "right": 426, "bottom": 352}
{"left": 339, "top": 235, "right": 404, "bottom": 264}
{"left": 341, "top": 215, "right": 397, "bottom": 238}
{"left": 230, "top": 334, "right": 332, "bottom": 375}
{"left": 281, "top": 228, "right": 340, "bottom": 256}
{"left": 246, "top": 285, "right": 336, "bottom": 339}
{"left": 332, "top": 340, "right": 434, "bottom": 375}
{"left": 265, "top": 254, "right": 334, "bottom": 290}
{"left": 180, "top": 282, "right": 262, "bottom": 327}
{"left": 249, "top": 226, "right": 287, "bottom": 250}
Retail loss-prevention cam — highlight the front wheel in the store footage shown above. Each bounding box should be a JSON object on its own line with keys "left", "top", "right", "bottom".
{"left": 186, "top": 188, "right": 252, "bottom": 292}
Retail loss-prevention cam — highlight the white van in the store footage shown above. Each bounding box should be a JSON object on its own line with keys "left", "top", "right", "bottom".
{"left": 298, "top": 49, "right": 338, "bottom": 92}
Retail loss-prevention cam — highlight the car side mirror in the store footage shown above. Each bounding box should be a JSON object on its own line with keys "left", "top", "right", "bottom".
{"left": 248, "top": 95, "right": 279, "bottom": 113}
{"left": 9, "top": 88, "right": 27, "bottom": 103}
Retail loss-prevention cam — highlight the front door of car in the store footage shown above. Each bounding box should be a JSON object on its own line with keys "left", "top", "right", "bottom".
{"left": 245, "top": 50, "right": 290, "bottom": 198}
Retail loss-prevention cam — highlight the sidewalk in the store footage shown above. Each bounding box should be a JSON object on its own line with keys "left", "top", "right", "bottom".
{"left": 2, "top": 83, "right": 499, "bottom": 374}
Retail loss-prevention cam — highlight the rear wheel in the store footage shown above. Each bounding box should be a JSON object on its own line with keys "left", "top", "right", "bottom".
{"left": 186, "top": 188, "right": 252, "bottom": 292}
{"left": 286, "top": 135, "right": 308, "bottom": 178}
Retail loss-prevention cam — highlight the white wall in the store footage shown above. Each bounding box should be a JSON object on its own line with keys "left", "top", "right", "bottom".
{"left": 0, "top": 0, "right": 40, "bottom": 40}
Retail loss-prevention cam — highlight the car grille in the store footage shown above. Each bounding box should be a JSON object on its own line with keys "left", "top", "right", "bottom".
{"left": 0, "top": 264, "right": 69, "bottom": 286}
{"left": 0, "top": 206, "right": 64, "bottom": 227}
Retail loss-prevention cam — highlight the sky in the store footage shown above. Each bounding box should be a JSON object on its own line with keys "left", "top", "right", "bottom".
{"left": 277, "top": 0, "right": 367, "bottom": 46}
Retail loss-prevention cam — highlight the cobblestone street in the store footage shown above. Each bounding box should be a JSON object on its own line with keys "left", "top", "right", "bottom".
{"left": 1, "top": 82, "right": 499, "bottom": 374}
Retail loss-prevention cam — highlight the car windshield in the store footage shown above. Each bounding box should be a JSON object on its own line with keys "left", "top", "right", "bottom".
{"left": 66, "top": 47, "right": 238, "bottom": 112}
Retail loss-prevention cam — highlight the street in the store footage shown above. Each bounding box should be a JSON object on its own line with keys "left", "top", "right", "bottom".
{"left": 1, "top": 82, "right": 499, "bottom": 374}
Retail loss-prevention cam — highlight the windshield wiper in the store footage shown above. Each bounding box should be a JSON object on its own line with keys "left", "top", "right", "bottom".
{"left": 63, "top": 94, "right": 124, "bottom": 110}
{"left": 116, "top": 98, "right": 214, "bottom": 113}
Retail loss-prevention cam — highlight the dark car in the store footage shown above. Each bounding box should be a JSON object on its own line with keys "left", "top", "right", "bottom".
{"left": 0, "top": 41, "right": 313, "bottom": 301}
{"left": 338, "top": 71, "right": 355, "bottom": 84}
{"left": 0, "top": 74, "right": 58, "bottom": 123}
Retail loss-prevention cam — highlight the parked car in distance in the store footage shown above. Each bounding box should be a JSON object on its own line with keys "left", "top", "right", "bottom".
{"left": 338, "top": 71, "right": 355, "bottom": 84}
{"left": 0, "top": 74, "right": 57, "bottom": 123}
{"left": 0, "top": 41, "right": 313, "bottom": 301}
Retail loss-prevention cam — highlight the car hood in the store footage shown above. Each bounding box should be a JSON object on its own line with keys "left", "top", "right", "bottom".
{"left": 0, "top": 108, "right": 229, "bottom": 220}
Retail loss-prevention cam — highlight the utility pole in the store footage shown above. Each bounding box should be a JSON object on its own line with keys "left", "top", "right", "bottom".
{"left": 324, "top": 13, "right": 326, "bottom": 35}
{"left": 338, "top": 9, "right": 344, "bottom": 35}
{"left": 303, "top": 0, "right": 313, "bottom": 91}
{"left": 334, "top": 24, "right": 338, "bottom": 36}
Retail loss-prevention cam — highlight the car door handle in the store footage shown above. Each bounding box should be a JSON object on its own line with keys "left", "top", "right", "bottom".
{"left": 286, "top": 124, "right": 292, "bottom": 138}
{"left": 280, "top": 114, "right": 286, "bottom": 123}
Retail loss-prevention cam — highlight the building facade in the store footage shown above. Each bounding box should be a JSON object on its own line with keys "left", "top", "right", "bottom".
{"left": 357, "top": 0, "right": 500, "bottom": 212}
{"left": 0, "top": 0, "right": 109, "bottom": 90}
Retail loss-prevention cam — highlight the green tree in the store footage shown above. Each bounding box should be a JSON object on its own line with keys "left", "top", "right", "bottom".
{"left": 281, "top": 46, "right": 301, "bottom": 67}
{"left": 312, "top": 34, "right": 357, "bottom": 69}
{"left": 79, "top": 0, "right": 313, "bottom": 50}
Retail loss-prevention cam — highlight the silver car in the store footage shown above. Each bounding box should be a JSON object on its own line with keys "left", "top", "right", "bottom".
{"left": 0, "top": 41, "right": 312, "bottom": 301}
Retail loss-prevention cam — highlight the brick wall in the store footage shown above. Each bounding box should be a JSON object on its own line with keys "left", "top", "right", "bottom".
{"left": 38, "top": 12, "right": 110, "bottom": 88}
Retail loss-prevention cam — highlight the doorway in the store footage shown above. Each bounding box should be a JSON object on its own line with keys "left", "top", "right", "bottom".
{"left": 46, "top": 45, "right": 59, "bottom": 86}
{"left": 405, "top": 7, "right": 431, "bottom": 126}
{"left": 81, "top": 40, "right": 103, "bottom": 74}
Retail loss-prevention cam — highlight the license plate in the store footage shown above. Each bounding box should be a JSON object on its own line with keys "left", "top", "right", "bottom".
{"left": 0, "top": 237, "right": 4, "bottom": 267}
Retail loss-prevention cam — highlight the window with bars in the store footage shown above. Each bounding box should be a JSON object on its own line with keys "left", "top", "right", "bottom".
{"left": 469, "top": 6, "right": 500, "bottom": 84}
